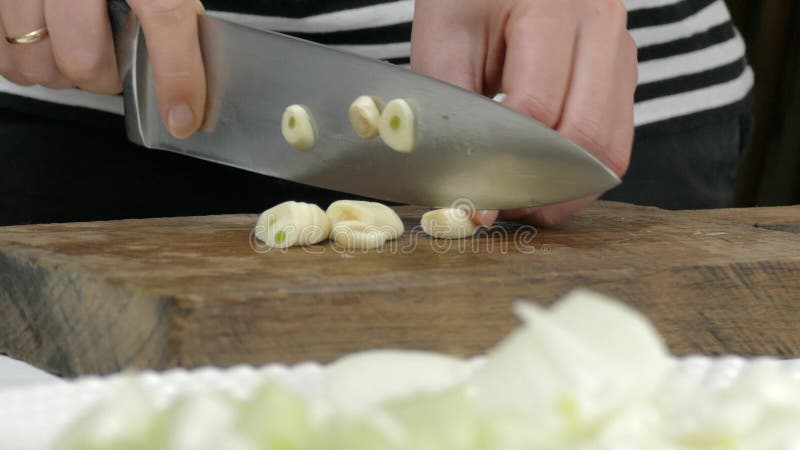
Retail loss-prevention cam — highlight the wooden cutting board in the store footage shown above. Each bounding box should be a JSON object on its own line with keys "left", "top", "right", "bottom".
{"left": 1, "top": 201, "right": 799, "bottom": 377}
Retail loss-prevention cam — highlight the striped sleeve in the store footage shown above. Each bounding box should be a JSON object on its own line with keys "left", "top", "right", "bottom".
{"left": 206, "top": 1, "right": 413, "bottom": 65}
{"left": 625, "top": 0, "right": 753, "bottom": 131}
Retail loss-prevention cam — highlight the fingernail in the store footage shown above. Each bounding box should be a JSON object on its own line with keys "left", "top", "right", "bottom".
{"left": 167, "top": 103, "right": 196, "bottom": 138}
{"left": 472, "top": 210, "right": 498, "bottom": 227}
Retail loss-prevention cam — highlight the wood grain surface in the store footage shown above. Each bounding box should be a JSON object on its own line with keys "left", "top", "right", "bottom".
{"left": 1, "top": 201, "right": 799, "bottom": 377}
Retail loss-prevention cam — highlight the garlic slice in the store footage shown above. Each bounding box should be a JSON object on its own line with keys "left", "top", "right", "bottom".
{"left": 281, "top": 105, "right": 316, "bottom": 150}
{"left": 421, "top": 208, "right": 478, "bottom": 239}
{"left": 255, "top": 201, "right": 330, "bottom": 248}
{"left": 349, "top": 96, "right": 381, "bottom": 139}
{"left": 326, "top": 200, "right": 404, "bottom": 240}
{"left": 330, "top": 220, "right": 393, "bottom": 250}
{"left": 379, "top": 99, "right": 416, "bottom": 153}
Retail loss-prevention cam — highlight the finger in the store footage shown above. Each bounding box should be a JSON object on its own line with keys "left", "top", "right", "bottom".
{"left": 472, "top": 210, "right": 499, "bottom": 227}
{"left": 410, "top": 0, "right": 483, "bottom": 93}
{"left": 607, "top": 32, "right": 638, "bottom": 174}
{"left": 414, "top": 19, "right": 497, "bottom": 228}
{"left": 0, "top": 16, "right": 31, "bottom": 85}
{"left": 502, "top": 3, "right": 638, "bottom": 228}
{"left": 493, "top": 5, "right": 580, "bottom": 227}
{"left": 556, "top": 2, "right": 636, "bottom": 177}
{"left": 412, "top": 3, "right": 500, "bottom": 228}
{"left": 501, "top": 4, "right": 578, "bottom": 128}
{"left": 0, "top": 0, "right": 72, "bottom": 88}
{"left": 128, "top": 0, "right": 206, "bottom": 138}
{"left": 45, "top": 0, "right": 121, "bottom": 94}
{"left": 499, "top": 196, "right": 597, "bottom": 228}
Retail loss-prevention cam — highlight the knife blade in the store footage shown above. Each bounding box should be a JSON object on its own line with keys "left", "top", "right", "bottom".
{"left": 111, "top": 2, "right": 620, "bottom": 210}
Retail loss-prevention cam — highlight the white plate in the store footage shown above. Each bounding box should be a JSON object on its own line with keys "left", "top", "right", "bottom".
{"left": 2, "top": 356, "right": 800, "bottom": 450}
{"left": 0, "top": 356, "right": 61, "bottom": 390}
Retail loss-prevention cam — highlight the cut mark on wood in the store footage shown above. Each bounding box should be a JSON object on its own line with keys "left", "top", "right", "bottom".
{"left": 755, "top": 223, "right": 800, "bottom": 234}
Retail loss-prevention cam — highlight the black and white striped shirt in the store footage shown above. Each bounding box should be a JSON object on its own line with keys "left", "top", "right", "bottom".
{"left": 0, "top": 0, "right": 753, "bottom": 136}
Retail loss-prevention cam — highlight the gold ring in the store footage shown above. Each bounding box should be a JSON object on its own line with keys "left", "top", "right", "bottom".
{"left": 5, "top": 27, "right": 49, "bottom": 45}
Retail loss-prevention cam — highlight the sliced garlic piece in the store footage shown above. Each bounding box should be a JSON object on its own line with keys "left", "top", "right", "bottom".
{"left": 349, "top": 96, "right": 381, "bottom": 139}
{"left": 255, "top": 201, "right": 330, "bottom": 248}
{"left": 421, "top": 208, "right": 478, "bottom": 239}
{"left": 379, "top": 99, "right": 416, "bottom": 153}
{"left": 326, "top": 200, "right": 404, "bottom": 239}
{"left": 281, "top": 104, "right": 316, "bottom": 150}
{"left": 330, "top": 220, "right": 392, "bottom": 250}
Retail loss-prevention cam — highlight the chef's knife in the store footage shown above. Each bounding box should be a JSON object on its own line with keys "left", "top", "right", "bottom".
{"left": 109, "top": 1, "right": 620, "bottom": 210}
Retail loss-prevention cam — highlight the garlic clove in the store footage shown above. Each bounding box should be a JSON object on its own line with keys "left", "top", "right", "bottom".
{"left": 349, "top": 96, "right": 381, "bottom": 139}
{"left": 330, "top": 220, "right": 391, "bottom": 250}
{"left": 255, "top": 201, "right": 330, "bottom": 248}
{"left": 421, "top": 208, "right": 478, "bottom": 239}
{"left": 281, "top": 105, "right": 316, "bottom": 150}
{"left": 326, "top": 200, "right": 404, "bottom": 239}
{"left": 379, "top": 99, "right": 416, "bottom": 153}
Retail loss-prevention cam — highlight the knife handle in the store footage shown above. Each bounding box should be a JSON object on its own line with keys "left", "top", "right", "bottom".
{"left": 107, "top": 0, "right": 150, "bottom": 147}
{"left": 108, "top": 0, "right": 132, "bottom": 38}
